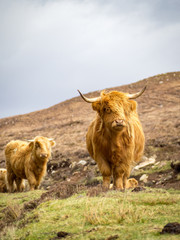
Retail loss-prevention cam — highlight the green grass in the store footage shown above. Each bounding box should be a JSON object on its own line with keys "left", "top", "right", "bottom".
{"left": 0, "top": 190, "right": 44, "bottom": 216}
{"left": 0, "top": 188, "right": 180, "bottom": 240}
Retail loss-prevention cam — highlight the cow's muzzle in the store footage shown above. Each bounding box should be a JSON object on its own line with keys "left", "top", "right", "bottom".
{"left": 112, "top": 119, "right": 125, "bottom": 130}
{"left": 40, "top": 153, "right": 48, "bottom": 159}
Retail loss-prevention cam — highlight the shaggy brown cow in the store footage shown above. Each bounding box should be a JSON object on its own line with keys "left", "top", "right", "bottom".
{"left": 0, "top": 168, "right": 8, "bottom": 192}
{"left": 78, "top": 87, "right": 146, "bottom": 190}
{"left": 5, "top": 136, "right": 56, "bottom": 192}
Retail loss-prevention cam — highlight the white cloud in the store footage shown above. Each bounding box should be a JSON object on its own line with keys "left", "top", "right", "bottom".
{"left": 0, "top": 0, "right": 180, "bottom": 117}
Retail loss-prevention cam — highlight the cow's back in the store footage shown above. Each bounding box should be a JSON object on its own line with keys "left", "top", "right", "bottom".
{"left": 5, "top": 140, "right": 28, "bottom": 159}
{"left": 5, "top": 140, "right": 30, "bottom": 178}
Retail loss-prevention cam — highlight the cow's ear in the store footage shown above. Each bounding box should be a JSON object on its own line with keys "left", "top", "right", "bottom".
{"left": 129, "top": 100, "right": 137, "bottom": 111}
{"left": 50, "top": 140, "right": 56, "bottom": 147}
{"left": 28, "top": 142, "right": 34, "bottom": 149}
{"left": 92, "top": 101, "right": 101, "bottom": 112}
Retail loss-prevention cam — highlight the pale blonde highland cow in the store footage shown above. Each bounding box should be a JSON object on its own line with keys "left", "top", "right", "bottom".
{"left": 5, "top": 136, "right": 56, "bottom": 192}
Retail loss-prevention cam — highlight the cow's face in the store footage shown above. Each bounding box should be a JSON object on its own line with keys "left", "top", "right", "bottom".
{"left": 92, "top": 91, "right": 137, "bottom": 132}
{"left": 78, "top": 86, "right": 146, "bottom": 133}
{"left": 29, "top": 136, "right": 56, "bottom": 160}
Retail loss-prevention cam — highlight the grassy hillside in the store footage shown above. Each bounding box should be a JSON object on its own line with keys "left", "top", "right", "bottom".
{"left": 0, "top": 188, "right": 180, "bottom": 240}
{"left": 0, "top": 72, "right": 180, "bottom": 239}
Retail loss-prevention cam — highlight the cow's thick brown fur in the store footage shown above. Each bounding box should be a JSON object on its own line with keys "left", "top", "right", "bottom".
{"left": 0, "top": 168, "right": 8, "bottom": 192}
{"left": 5, "top": 136, "right": 56, "bottom": 192}
{"left": 83, "top": 90, "right": 145, "bottom": 189}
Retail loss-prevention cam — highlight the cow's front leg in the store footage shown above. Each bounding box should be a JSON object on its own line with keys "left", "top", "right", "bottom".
{"left": 113, "top": 164, "right": 130, "bottom": 190}
{"left": 28, "top": 177, "right": 37, "bottom": 191}
{"left": 102, "top": 176, "right": 111, "bottom": 189}
{"left": 96, "top": 156, "right": 112, "bottom": 189}
{"left": 123, "top": 174, "right": 128, "bottom": 189}
{"left": 26, "top": 170, "right": 37, "bottom": 191}
{"left": 113, "top": 169, "right": 124, "bottom": 190}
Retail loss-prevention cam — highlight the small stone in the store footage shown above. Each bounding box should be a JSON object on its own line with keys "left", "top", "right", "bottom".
{"left": 89, "top": 159, "right": 97, "bottom": 165}
{"left": 78, "top": 160, "right": 87, "bottom": 166}
{"left": 161, "top": 222, "right": 180, "bottom": 234}
{"left": 139, "top": 174, "right": 148, "bottom": 183}
{"left": 155, "top": 162, "right": 160, "bottom": 166}
{"left": 57, "top": 231, "right": 69, "bottom": 238}
{"left": 83, "top": 166, "right": 88, "bottom": 171}
{"left": 171, "top": 161, "right": 180, "bottom": 173}
{"left": 164, "top": 175, "right": 173, "bottom": 181}
{"left": 156, "top": 181, "right": 162, "bottom": 185}
{"left": 145, "top": 182, "right": 154, "bottom": 187}
{"left": 134, "top": 155, "right": 156, "bottom": 170}
{"left": 70, "top": 162, "right": 76, "bottom": 168}
{"left": 132, "top": 186, "right": 146, "bottom": 192}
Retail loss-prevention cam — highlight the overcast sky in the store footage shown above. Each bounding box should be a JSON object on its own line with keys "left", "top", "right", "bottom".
{"left": 0, "top": 0, "right": 180, "bottom": 118}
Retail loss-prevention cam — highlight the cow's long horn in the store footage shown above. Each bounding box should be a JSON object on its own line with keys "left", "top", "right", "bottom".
{"left": 127, "top": 86, "right": 147, "bottom": 99}
{"left": 78, "top": 90, "right": 101, "bottom": 103}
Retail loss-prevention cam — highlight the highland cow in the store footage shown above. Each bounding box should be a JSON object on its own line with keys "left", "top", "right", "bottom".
{"left": 78, "top": 87, "right": 146, "bottom": 190}
{"left": 5, "top": 136, "right": 56, "bottom": 192}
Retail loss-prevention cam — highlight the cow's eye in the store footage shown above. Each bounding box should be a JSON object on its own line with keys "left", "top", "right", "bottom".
{"left": 104, "top": 107, "right": 111, "bottom": 113}
{"left": 35, "top": 142, "right": 40, "bottom": 148}
{"left": 106, "top": 108, "right": 111, "bottom": 113}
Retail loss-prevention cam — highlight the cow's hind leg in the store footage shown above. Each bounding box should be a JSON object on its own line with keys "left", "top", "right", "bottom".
{"left": 15, "top": 177, "right": 24, "bottom": 192}
{"left": 7, "top": 171, "right": 16, "bottom": 192}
